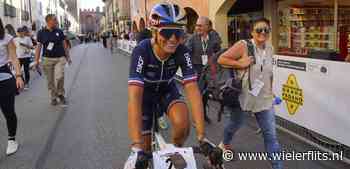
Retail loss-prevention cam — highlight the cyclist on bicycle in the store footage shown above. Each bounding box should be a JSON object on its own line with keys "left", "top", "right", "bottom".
{"left": 125, "top": 2, "right": 220, "bottom": 168}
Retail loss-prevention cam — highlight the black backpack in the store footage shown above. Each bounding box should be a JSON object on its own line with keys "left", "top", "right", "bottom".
{"left": 214, "top": 39, "right": 255, "bottom": 108}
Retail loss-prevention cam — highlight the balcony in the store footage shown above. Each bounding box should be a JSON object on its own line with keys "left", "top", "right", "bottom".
{"left": 21, "top": 10, "right": 30, "bottom": 21}
{"left": 4, "top": 3, "right": 16, "bottom": 18}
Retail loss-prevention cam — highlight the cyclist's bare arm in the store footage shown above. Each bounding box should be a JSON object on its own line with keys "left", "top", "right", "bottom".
{"left": 128, "top": 85, "right": 144, "bottom": 149}
{"left": 183, "top": 81, "right": 205, "bottom": 140}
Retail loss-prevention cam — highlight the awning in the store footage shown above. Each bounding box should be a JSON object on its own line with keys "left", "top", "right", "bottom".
{"left": 228, "top": 0, "right": 263, "bottom": 16}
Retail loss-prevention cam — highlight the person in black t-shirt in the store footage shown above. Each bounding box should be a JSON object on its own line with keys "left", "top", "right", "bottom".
{"left": 34, "top": 14, "right": 72, "bottom": 106}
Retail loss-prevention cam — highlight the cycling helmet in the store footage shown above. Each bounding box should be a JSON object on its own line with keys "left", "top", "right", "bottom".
{"left": 149, "top": 2, "right": 187, "bottom": 27}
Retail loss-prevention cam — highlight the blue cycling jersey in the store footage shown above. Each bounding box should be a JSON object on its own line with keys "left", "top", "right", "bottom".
{"left": 128, "top": 39, "right": 197, "bottom": 91}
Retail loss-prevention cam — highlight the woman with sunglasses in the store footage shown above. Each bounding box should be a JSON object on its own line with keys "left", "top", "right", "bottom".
{"left": 0, "top": 18, "right": 24, "bottom": 155}
{"left": 125, "top": 3, "right": 220, "bottom": 168}
{"left": 217, "top": 17, "right": 283, "bottom": 169}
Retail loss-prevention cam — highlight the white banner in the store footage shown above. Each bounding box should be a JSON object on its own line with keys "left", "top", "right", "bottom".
{"left": 273, "top": 55, "right": 350, "bottom": 147}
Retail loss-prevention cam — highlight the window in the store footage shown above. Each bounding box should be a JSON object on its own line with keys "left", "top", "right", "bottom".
{"left": 4, "top": 0, "right": 16, "bottom": 18}
{"left": 277, "top": 0, "right": 350, "bottom": 61}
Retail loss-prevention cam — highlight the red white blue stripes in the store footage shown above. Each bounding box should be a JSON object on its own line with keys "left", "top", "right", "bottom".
{"left": 128, "top": 78, "right": 144, "bottom": 87}
{"left": 182, "top": 75, "right": 197, "bottom": 85}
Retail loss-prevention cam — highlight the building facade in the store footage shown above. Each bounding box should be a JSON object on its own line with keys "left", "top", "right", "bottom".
{"left": 117, "top": 0, "right": 130, "bottom": 34}
{"left": 0, "top": 0, "right": 32, "bottom": 30}
{"left": 79, "top": 8, "right": 104, "bottom": 35}
{"left": 65, "top": 0, "right": 80, "bottom": 33}
{"left": 102, "top": 0, "right": 117, "bottom": 33}
{"left": 0, "top": 0, "right": 80, "bottom": 34}
{"left": 102, "top": 0, "right": 131, "bottom": 35}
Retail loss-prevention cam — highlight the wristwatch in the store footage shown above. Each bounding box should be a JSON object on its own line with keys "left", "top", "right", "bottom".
{"left": 15, "top": 74, "right": 22, "bottom": 78}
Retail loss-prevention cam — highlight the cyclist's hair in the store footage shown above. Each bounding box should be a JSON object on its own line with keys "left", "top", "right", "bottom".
{"left": 250, "top": 17, "right": 271, "bottom": 31}
{"left": 0, "top": 18, "right": 4, "bottom": 40}
{"left": 45, "top": 14, "right": 56, "bottom": 22}
{"left": 150, "top": 27, "right": 163, "bottom": 44}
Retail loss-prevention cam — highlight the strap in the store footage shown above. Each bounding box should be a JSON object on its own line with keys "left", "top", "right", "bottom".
{"left": 244, "top": 39, "right": 255, "bottom": 91}
{"left": 245, "top": 39, "right": 255, "bottom": 58}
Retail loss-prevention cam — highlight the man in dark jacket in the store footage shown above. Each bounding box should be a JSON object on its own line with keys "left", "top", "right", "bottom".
{"left": 185, "top": 16, "right": 222, "bottom": 124}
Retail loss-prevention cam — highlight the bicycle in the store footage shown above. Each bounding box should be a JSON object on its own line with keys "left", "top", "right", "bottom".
{"left": 124, "top": 95, "right": 225, "bottom": 169}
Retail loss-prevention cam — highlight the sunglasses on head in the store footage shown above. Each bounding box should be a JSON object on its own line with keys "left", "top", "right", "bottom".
{"left": 255, "top": 27, "right": 271, "bottom": 34}
{"left": 158, "top": 28, "right": 185, "bottom": 40}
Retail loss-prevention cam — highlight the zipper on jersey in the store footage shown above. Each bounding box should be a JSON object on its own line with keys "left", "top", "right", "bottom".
{"left": 156, "top": 61, "right": 165, "bottom": 91}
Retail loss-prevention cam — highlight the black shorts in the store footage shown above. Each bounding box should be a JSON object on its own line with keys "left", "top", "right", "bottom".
{"left": 141, "top": 82, "right": 185, "bottom": 135}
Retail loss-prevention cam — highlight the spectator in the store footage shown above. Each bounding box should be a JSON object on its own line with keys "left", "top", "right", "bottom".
{"left": 34, "top": 14, "right": 72, "bottom": 106}
{"left": 22, "top": 26, "right": 37, "bottom": 47}
{"left": 185, "top": 16, "right": 222, "bottom": 124}
{"left": 346, "top": 53, "right": 350, "bottom": 62}
{"left": 217, "top": 17, "right": 283, "bottom": 169}
{"left": 123, "top": 32, "right": 130, "bottom": 40}
{"left": 136, "top": 19, "right": 152, "bottom": 44}
{"left": 14, "top": 27, "right": 34, "bottom": 89}
{"left": 102, "top": 34, "right": 108, "bottom": 48}
{"left": 0, "top": 17, "right": 24, "bottom": 155}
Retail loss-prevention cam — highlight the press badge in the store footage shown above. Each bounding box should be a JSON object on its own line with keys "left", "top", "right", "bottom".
{"left": 201, "top": 55, "right": 208, "bottom": 65}
{"left": 249, "top": 79, "right": 265, "bottom": 97}
{"left": 47, "top": 42, "right": 54, "bottom": 51}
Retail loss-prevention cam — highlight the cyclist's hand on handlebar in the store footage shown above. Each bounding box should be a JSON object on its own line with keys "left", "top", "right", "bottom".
{"left": 199, "top": 138, "right": 224, "bottom": 168}
{"left": 135, "top": 150, "right": 152, "bottom": 169}
{"left": 123, "top": 147, "right": 152, "bottom": 169}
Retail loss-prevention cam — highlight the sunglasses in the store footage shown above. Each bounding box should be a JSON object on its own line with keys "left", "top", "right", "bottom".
{"left": 158, "top": 28, "right": 185, "bottom": 40}
{"left": 255, "top": 27, "right": 271, "bottom": 34}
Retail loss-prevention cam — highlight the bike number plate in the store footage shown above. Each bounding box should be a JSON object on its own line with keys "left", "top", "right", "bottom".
{"left": 153, "top": 147, "right": 197, "bottom": 169}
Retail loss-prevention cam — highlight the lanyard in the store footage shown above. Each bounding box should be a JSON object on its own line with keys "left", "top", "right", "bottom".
{"left": 252, "top": 39, "right": 267, "bottom": 73}
{"left": 201, "top": 37, "right": 208, "bottom": 54}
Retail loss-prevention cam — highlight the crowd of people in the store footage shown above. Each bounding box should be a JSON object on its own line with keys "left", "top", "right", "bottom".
{"left": 0, "top": 14, "right": 71, "bottom": 156}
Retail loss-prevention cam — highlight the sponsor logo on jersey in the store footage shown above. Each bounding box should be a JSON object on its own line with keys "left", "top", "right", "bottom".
{"left": 136, "top": 56, "right": 144, "bottom": 73}
{"left": 184, "top": 53, "right": 193, "bottom": 69}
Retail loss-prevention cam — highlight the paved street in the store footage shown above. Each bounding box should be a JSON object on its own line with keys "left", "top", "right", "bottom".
{"left": 0, "top": 43, "right": 348, "bottom": 169}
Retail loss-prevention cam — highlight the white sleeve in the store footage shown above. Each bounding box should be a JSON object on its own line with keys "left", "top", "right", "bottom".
{"left": 27, "top": 37, "right": 33, "bottom": 46}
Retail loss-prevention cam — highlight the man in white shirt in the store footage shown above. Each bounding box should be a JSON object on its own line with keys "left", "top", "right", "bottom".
{"left": 14, "top": 27, "right": 33, "bottom": 89}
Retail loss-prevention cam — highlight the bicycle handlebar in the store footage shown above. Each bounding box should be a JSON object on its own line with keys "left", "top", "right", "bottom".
{"left": 192, "top": 146, "right": 224, "bottom": 169}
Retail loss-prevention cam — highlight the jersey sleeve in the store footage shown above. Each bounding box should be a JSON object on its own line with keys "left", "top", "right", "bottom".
{"left": 128, "top": 46, "right": 145, "bottom": 87}
{"left": 177, "top": 46, "right": 197, "bottom": 85}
